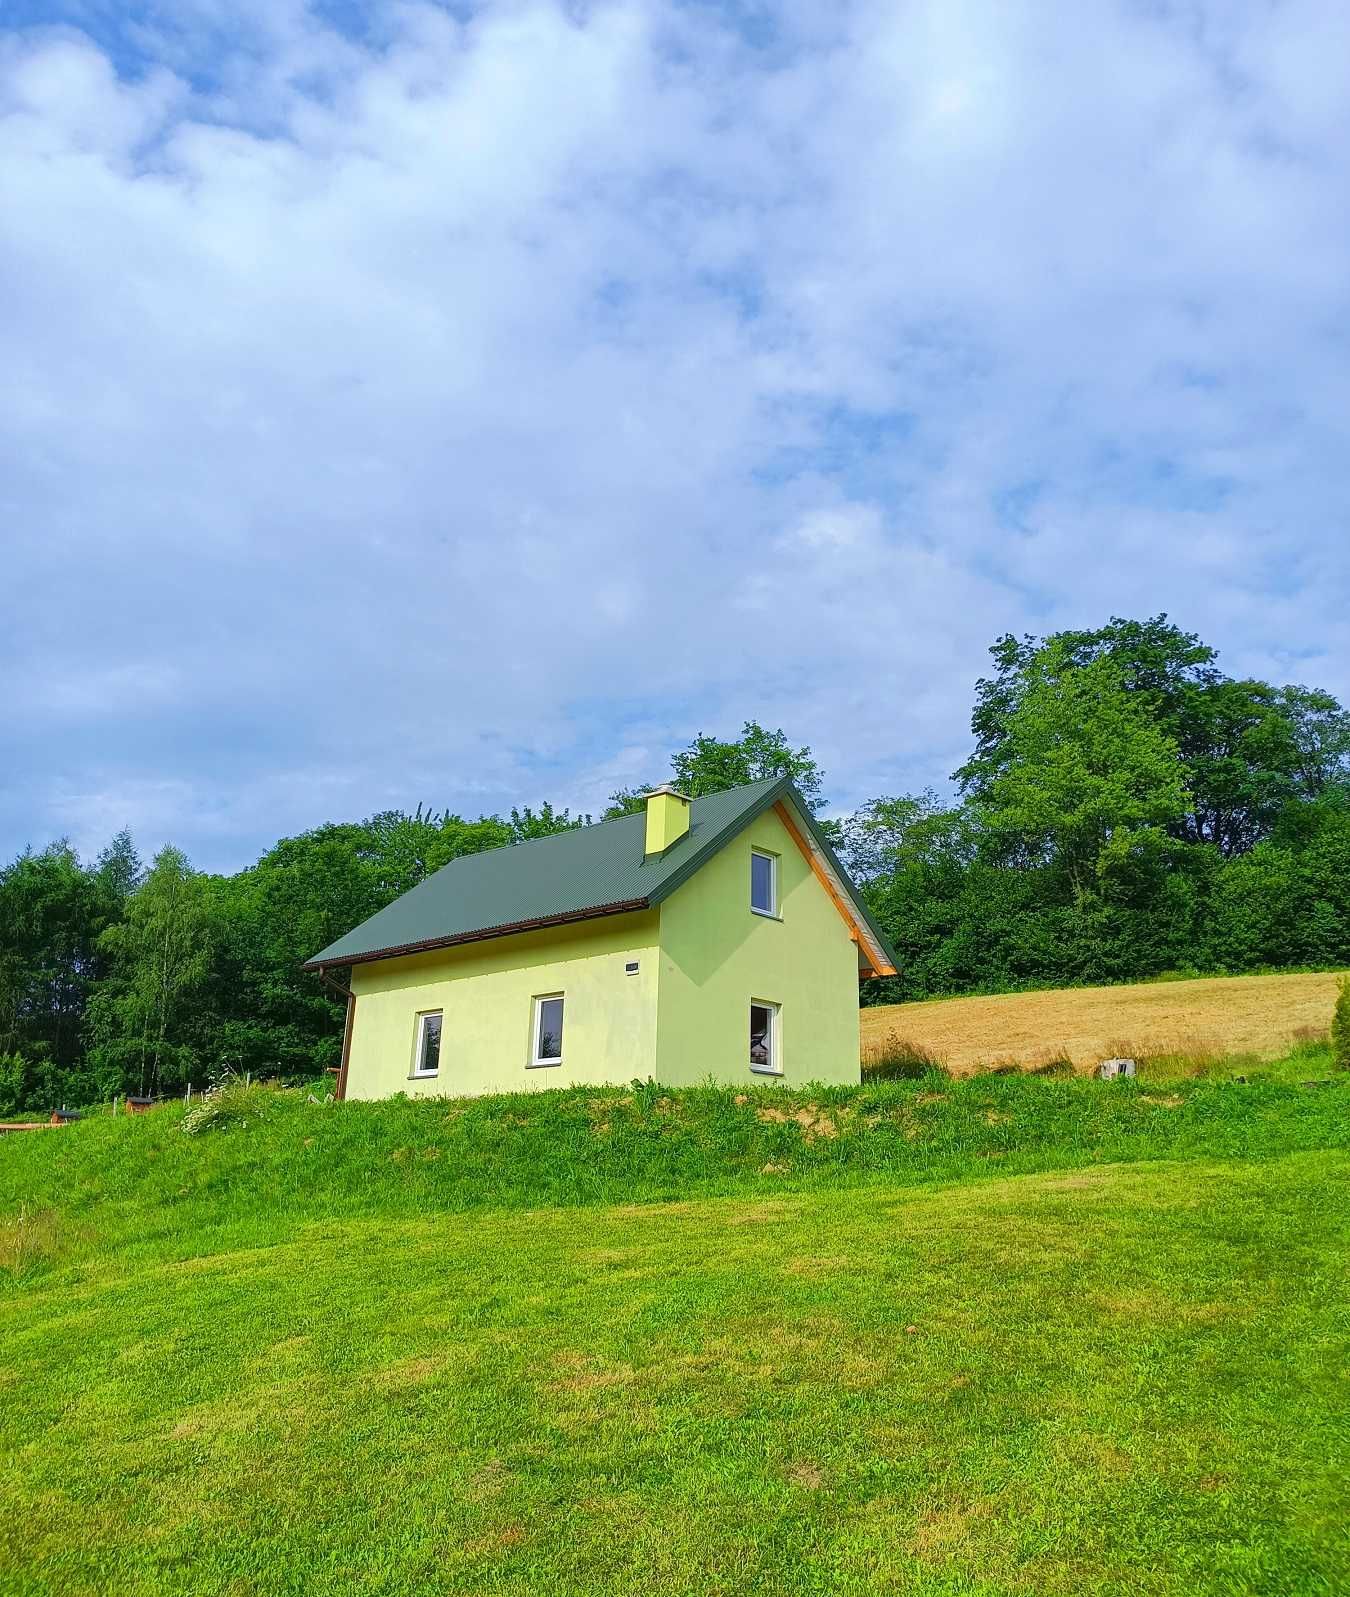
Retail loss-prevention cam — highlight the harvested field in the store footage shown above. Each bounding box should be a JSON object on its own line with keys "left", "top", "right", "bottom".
{"left": 861, "top": 969, "right": 1346, "bottom": 1076}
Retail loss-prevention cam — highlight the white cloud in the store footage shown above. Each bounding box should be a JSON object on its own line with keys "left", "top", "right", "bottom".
{"left": 1, "top": 0, "right": 1347, "bottom": 867}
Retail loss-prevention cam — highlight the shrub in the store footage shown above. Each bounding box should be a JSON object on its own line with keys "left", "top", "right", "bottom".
{"left": 862, "top": 1035, "right": 949, "bottom": 1082}
{"left": 1333, "top": 978, "right": 1350, "bottom": 1071}
{"left": 181, "top": 1076, "right": 279, "bottom": 1135}
{"left": 0, "top": 1053, "right": 35, "bottom": 1119}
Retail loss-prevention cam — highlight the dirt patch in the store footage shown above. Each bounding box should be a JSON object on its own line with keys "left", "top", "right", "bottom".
{"left": 730, "top": 1201, "right": 801, "bottom": 1224}
{"left": 267, "top": 1335, "right": 312, "bottom": 1357}
{"left": 783, "top": 1256, "right": 849, "bottom": 1277}
{"left": 170, "top": 1401, "right": 262, "bottom": 1439}
{"left": 756, "top": 1104, "right": 838, "bottom": 1141}
{"left": 464, "top": 1524, "right": 526, "bottom": 1557}
{"left": 787, "top": 1461, "right": 826, "bottom": 1489}
{"left": 373, "top": 1355, "right": 445, "bottom": 1392}
{"left": 582, "top": 1247, "right": 635, "bottom": 1265}
{"left": 911, "top": 1495, "right": 995, "bottom": 1559}
{"left": 1040, "top": 1173, "right": 1108, "bottom": 1191}
{"left": 549, "top": 1352, "right": 636, "bottom": 1394}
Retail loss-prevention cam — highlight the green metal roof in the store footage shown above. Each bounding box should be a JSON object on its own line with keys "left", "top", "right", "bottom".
{"left": 303, "top": 776, "right": 898, "bottom": 973}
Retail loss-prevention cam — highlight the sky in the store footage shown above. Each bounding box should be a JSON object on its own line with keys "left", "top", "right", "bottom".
{"left": 3, "top": 0, "right": 1349, "bottom": 873}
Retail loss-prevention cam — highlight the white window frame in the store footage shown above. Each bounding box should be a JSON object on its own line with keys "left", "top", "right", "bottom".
{"left": 749, "top": 999, "right": 781, "bottom": 1076}
{"left": 411, "top": 1010, "right": 443, "bottom": 1078}
{"left": 750, "top": 848, "right": 779, "bottom": 918}
{"left": 529, "top": 993, "right": 565, "bottom": 1068}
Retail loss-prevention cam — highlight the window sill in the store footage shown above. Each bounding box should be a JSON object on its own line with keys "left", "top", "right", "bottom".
{"left": 527, "top": 1059, "right": 563, "bottom": 1070}
{"left": 750, "top": 908, "right": 782, "bottom": 921}
{"left": 409, "top": 1072, "right": 439, "bottom": 1081}
{"left": 750, "top": 1064, "right": 783, "bottom": 1077}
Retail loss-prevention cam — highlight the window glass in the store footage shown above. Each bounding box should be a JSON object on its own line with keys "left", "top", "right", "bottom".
{"left": 750, "top": 851, "right": 776, "bottom": 914}
{"left": 750, "top": 1002, "right": 775, "bottom": 1071}
{"left": 536, "top": 996, "right": 564, "bottom": 1062}
{"left": 416, "top": 1012, "right": 441, "bottom": 1075}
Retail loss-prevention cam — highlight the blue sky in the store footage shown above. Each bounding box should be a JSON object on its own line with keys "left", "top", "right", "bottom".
{"left": 3, "top": 0, "right": 1348, "bottom": 871}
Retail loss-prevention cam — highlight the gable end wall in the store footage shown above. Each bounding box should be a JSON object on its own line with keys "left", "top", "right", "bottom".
{"left": 653, "top": 807, "right": 861, "bottom": 1087}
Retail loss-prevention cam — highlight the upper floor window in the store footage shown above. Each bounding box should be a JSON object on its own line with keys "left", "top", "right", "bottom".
{"left": 750, "top": 849, "right": 778, "bottom": 917}
{"left": 412, "top": 1011, "right": 442, "bottom": 1077}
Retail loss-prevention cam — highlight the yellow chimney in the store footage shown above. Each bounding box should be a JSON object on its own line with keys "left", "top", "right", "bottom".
{"left": 644, "top": 785, "right": 691, "bottom": 855}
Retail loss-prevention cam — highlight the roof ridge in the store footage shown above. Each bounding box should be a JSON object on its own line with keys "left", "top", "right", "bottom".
{"left": 437, "top": 775, "right": 786, "bottom": 871}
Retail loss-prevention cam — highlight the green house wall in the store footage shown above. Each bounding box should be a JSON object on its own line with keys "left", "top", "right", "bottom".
{"left": 344, "top": 910, "right": 661, "bottom": 1100}
{"left": 341, "top": 808, "right": 862, "bottom": 1100}
{"left": 653, "top": 806, "right": 861, "bottom": 1087}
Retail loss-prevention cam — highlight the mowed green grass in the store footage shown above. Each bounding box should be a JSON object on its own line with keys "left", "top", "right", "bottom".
{"left": 3, "top": 1132, "right": 1349, "bottom": 1594}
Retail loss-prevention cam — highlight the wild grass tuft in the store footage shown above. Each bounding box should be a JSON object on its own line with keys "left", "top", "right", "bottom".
{"left": 1025, "top": 1049, "right": 1076, "bottom": 1077}
{"left": 180, "top": 1076, "right": 282, "bottom": 1135}
{"left": 861, "top": 1033, "right": 950, "bottom": 1082}
{"left": 0, "top": 1206, "right": 69, "bottom": 1281}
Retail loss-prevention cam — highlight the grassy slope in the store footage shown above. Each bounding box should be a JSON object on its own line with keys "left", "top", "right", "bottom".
{"left": 861, "top": 969, "right": 1347, "bottom": 1072}
{"left": 1, "top": 1061, "right": 1346, "bottom": 1270}
{"left": 3, "top": 1065, "right": 1348, "bottom": 1596}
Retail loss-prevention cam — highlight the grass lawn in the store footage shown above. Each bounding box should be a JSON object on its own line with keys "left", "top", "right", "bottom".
{"left": 2, "top": 1069, "right": 1348, "bottom": 1595}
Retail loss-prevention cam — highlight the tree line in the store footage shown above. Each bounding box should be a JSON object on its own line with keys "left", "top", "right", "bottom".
{"left": 3, "top": 615, "right": 1348, "bottom": 1113}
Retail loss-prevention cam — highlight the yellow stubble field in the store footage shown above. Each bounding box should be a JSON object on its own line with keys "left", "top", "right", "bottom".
{"left": 860, "top": 970, "right": 1345, "bottom": 1075}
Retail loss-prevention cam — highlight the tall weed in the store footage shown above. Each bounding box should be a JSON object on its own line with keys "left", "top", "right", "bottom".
{"left": 1333, "top": 979, "right": 1350, "bottom": 1071}
{"left": 0, "top": 1207, "right": 67, "bottom": 1280}
{"left": 862, "top": 1034, "right": 950, "bottom": 1082}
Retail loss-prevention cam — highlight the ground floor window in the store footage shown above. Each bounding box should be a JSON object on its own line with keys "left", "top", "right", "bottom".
{"left": 412, "top": 1011, "right": 442, "bottom": 1077}
{"left": 530, "top": 994, "right": 565, "bottom": 1067}
{"left": 750, "top": 1000, "right": 780, "bottom": 1074}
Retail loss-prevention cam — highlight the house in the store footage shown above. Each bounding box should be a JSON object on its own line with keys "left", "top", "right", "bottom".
{"left": 303, "top": 776, "right": 897, "bottom": 1100}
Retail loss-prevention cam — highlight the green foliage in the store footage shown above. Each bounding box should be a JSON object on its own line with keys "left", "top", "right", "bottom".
{"left": 975, "top": 650, "right": 1190, "bottom": 898}
{"left": 606, "top": 719, "right": 828, "bottom": 816}
{"left": 1333, "top": 979, "right": 1350, "bottom": 1071}
{"left": 0, "top": 843, "right": 119, "bottom": 1080}
{"left": 852, "top": 621, "right": 1350, "bottom": 1005}
{"left": 507, "top": 802, "right": 590, "bottom": 841}
{"left": 0, "top": 1052, "right": 38, "bottom": 1118}
{"left": 91, "top": 828, "right": 143, "bottom": 902}
{"left": 86, "top": 845, "right": 216, "bottom": 1098}
{"left": 959, "top": 614, "right": 1350, "bottom": 857}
